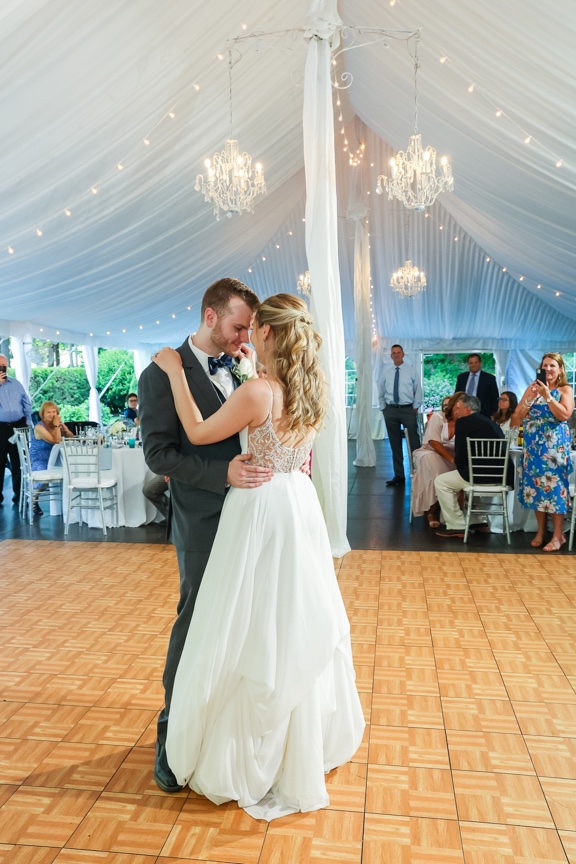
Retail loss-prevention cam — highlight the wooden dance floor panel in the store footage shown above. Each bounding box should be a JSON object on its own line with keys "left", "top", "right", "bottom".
{"left": 1, "top": 541, "right": 576, "bottom": 863}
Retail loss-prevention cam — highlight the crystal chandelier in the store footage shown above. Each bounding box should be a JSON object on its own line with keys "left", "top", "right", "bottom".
{"left": 297, "top": 271, "right": 311, "bottom": 299}
{"left": 195, "top": 50, "right": 266, "bottom": 220}
{"left": 391, "top": 212, "right": 427, "bottom": 298}
{"left": 376, "top": 40, "right": 453, "bottom": 211}
{"left": 390, "top": 260, "right": 426, "bottom": 298}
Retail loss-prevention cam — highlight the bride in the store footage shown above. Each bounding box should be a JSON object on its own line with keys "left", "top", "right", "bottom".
{"left": 152, "top": 293, "right": 365, "bottom": 821}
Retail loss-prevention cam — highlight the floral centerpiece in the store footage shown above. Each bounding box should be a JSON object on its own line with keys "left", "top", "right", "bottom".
{"left": 108, "top": 419, "right": 127, "bottom": 437}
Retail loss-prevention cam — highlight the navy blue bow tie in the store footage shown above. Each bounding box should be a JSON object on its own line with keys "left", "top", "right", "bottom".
{"left": 208, "top": 354, "right": 234, "bottom": 375}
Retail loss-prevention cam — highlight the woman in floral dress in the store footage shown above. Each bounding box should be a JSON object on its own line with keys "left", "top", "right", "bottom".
{"left": 514, "top": 353, "right": 574, "bottom": 551}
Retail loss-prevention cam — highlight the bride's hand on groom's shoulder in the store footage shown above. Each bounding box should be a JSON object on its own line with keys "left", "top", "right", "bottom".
{"left": 152, "top": 347, "right": 182, "bottom": 376}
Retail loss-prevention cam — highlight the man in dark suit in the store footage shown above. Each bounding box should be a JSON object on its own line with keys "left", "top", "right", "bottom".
{"left": 455, "top": 353, "right": 499, "bottom": 417}
{"left": 139, "top": 277, "right": 273, "bottom": 793}
{"left": 434, "top": 394, "right": 513, "bottom": 538}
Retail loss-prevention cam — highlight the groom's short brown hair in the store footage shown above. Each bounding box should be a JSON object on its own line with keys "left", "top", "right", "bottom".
{"left": 201, "top": 278, "right": 259, "bottom": 318}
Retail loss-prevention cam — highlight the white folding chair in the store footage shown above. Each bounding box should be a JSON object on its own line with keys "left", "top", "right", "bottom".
{"left": 463, "top": 437, "right": 512, "bottom": 544}
{"left": 61, "top": 439, "right": 118, "bottom": 536}
{"left": 13, "top": 427, "right": 64, "bottom": 525}
{"left": 404, "top": 428, "right": 415, "bottom": 523}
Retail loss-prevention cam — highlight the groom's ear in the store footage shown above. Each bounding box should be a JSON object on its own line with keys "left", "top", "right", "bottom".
{"left": 204, "top": 307, "right": 217, "bottom": 328}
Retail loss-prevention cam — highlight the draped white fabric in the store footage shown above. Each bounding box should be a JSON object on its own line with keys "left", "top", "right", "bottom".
{"left": 10, "top": 334, "right": 32, "bottom": 393}
{"left": 352, "top": 215, "right": 376, "bottom": 466}
{"left": 303, "top": 0, "right": 349, "bottom": 557}
{"left": 133, "top": 349, "right": 150, "bottom": 381}
{"left": 506, "top": 349, "right": 544, "bottom": 403}
{"left": 493, "top": 350, "right": 510, "bottom": 391}
{"left": 81, "top": 345, "right": 101, "bottom": 425}
{"left": 1, "top": 0, "right": 574, "bottom": 355}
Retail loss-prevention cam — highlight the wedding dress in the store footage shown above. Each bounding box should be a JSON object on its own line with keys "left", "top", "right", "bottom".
{"left": 165, "top": 393, "right": 365, "bottom": 821}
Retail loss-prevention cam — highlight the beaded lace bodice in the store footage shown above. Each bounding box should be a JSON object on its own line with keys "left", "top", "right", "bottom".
{"left": 246, "top": 384, "right": 313, "bottom": 473}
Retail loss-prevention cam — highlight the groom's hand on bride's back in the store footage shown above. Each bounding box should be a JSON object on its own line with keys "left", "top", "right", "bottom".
{"left": 227, "top": 453, "right": 273, "bottom": 488}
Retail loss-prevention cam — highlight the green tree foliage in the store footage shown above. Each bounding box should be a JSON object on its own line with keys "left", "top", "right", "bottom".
{"left": 30, "top": 368, "right": 89, "bottom": 410}
{"left": 422, "top": 352, "right": 496, "bottom": 412}
{"left": 27, "top": 349, "right": 137, "bottom": 421}
{"left": 96, "top": 349, "right": 138, "bottom": 415}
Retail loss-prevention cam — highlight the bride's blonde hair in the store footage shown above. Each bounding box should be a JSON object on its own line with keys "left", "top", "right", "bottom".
{"left": 255, "top": 294, "right": 327, "bottom": 432}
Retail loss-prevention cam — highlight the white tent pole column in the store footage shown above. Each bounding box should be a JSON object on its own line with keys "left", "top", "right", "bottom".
{"left": 11, "top": 334, "right": 32, "bottom": 392}
{"left": 353, "top": 216, "right": 376, "bottom": 467}
{"left": 133, "top": 348, "right": 151, "bottom": 381}
{"left": 303, "top": 0, "right": 349, "bottom": 557}
{"left": 82, "top": 345, "right": 102, "bottom": 425}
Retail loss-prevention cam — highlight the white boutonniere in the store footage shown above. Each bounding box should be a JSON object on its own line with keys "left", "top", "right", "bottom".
{"left": 231, "top": 357, "right": 255, "bottom": 384}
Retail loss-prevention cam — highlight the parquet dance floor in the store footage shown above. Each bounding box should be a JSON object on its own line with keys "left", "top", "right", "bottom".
{"left": 2, "top": 540, "right": 576, "bottom": 863}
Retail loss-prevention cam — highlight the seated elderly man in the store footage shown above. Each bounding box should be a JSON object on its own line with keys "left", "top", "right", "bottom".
{"left": 434, "top": 393, "right": 513, "bottom": 539}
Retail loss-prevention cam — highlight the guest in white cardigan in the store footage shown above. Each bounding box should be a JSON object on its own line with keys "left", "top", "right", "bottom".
{"left": 411, "top": 391, "right": 465, "bottom": 528}
{"left": 492, "top": 391, "right": 518, "bottom": 434}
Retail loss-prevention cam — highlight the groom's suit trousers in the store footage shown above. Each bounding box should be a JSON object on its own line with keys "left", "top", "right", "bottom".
{"left": 156, "top": 548, "right": 211, "bottom": 745}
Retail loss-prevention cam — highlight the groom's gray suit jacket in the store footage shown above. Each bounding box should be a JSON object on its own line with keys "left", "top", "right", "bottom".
{"left": 139, "top": 338, "right": 241, "bottom": 552}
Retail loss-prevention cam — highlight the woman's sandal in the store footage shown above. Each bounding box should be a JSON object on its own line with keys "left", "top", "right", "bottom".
{"left": 426, "top": 513, "right": 440, "bottom": 529}
{"left": 530, "top": 535, "right": 544, "bottom": 548}
{"left": 542, "top": 535, "right": 567, "bottom": 552}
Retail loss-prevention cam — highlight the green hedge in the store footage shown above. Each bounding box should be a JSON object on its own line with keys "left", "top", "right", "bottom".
{"left": 28, "top": 349, "right": 137, "bottom": 420}
{"left": 30, "top": 368, "right": 89, "bottom": 410}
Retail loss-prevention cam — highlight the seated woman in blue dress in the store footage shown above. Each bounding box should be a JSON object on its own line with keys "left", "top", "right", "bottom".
{"left": 513, "top": 353, "right": 574, "bottom": 551}
{"left": 29, "top": 400, "right": 74, "bottom": 515}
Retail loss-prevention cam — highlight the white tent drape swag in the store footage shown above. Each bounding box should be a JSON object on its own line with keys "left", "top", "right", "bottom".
{"left": 11, "top": 334, "right": 32, "bottom": 393}
{"left": 303, "top": 0, "right": 349, "bottom": 557}
{"left": 352, "top": 212, "right": 376, "bottom": 467}
{"left": 82, "top": 345, "right": 102, "bottom": 425}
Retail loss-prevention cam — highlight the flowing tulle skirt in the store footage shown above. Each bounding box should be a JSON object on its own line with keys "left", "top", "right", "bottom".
{"left": 165, "top": 471, "right": 365, "bottom": 821}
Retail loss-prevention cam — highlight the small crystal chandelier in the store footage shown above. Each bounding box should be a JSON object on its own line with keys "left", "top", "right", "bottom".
{"left": 391, "top": 213, "right": 426, "bottom": 298}
{"left": 390, "top": 260, "right": 427, "bottom": 297}
{"left": 376, "top": 39, "right": 453, "bottom": 211}
{"left": 297, "top": 271, "right": 311, "bottom": 299}
{"left": 195, "top": 50, "right": 266, "bottom": 220}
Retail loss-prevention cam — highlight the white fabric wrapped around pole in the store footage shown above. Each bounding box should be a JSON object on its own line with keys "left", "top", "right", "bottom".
{"left": 82, "top": 344, "right": 102, "bottom": 425}
{"left": 303, "top": 0, "right": 349, "bottom": 557}
{"left": 10, "top": 334, "right": 32, "bottom": 392}
{"left": 351, "top": 207, "right": 376, "bottom": 467}
{"left": 133, "top": 348, "right": 151, "bottom": 381}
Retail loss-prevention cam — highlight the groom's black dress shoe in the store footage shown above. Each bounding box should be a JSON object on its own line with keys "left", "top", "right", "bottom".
{"left": 153, "top": 740, "right": 184, "bottom": 793}
{"left": 386, "top": 476, "right": 405, "bottom": 487}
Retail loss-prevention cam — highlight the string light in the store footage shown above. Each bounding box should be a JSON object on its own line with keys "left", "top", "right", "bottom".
{"left": 435, "top": 49, "right": 566, "bottom": 167}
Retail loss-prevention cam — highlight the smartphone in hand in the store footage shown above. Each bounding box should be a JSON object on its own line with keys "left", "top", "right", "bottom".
{"left": 536, "top": 368, "right": 547, "bottom": 384}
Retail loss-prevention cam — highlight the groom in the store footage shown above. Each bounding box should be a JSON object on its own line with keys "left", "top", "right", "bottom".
{"left": 139, "top": 277, "right": 273, "bottom": 793}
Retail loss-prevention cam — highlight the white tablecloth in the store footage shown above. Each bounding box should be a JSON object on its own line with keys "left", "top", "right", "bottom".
{"left": 58, "top": 444, "right": 162, "bottom": 529}
{"left": 490, "top": 448, "right": 537, "bottom": 534}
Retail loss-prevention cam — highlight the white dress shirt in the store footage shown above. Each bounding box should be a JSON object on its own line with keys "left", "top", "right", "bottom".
{"left": 378, "top": 362, "right": 422, "bottom": 410}
{"left": 188, "top": 335, "right": 234, "bottom": 400}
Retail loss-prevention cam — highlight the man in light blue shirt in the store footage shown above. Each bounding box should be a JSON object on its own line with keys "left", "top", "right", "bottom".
{"left": 378, "top": 344, "right": 422, "bottom": 487}
{"left": 0, "top": 354, "right": 32, "bottom": 505}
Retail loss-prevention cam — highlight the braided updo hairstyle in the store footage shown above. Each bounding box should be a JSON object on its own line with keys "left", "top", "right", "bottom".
{"left": 255, "top": 293, "right": 327, "bottom": 433}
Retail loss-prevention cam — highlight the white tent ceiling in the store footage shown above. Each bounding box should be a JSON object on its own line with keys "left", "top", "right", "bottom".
{"left": 1, "top": 0, "right": 575, "bottom": 353}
